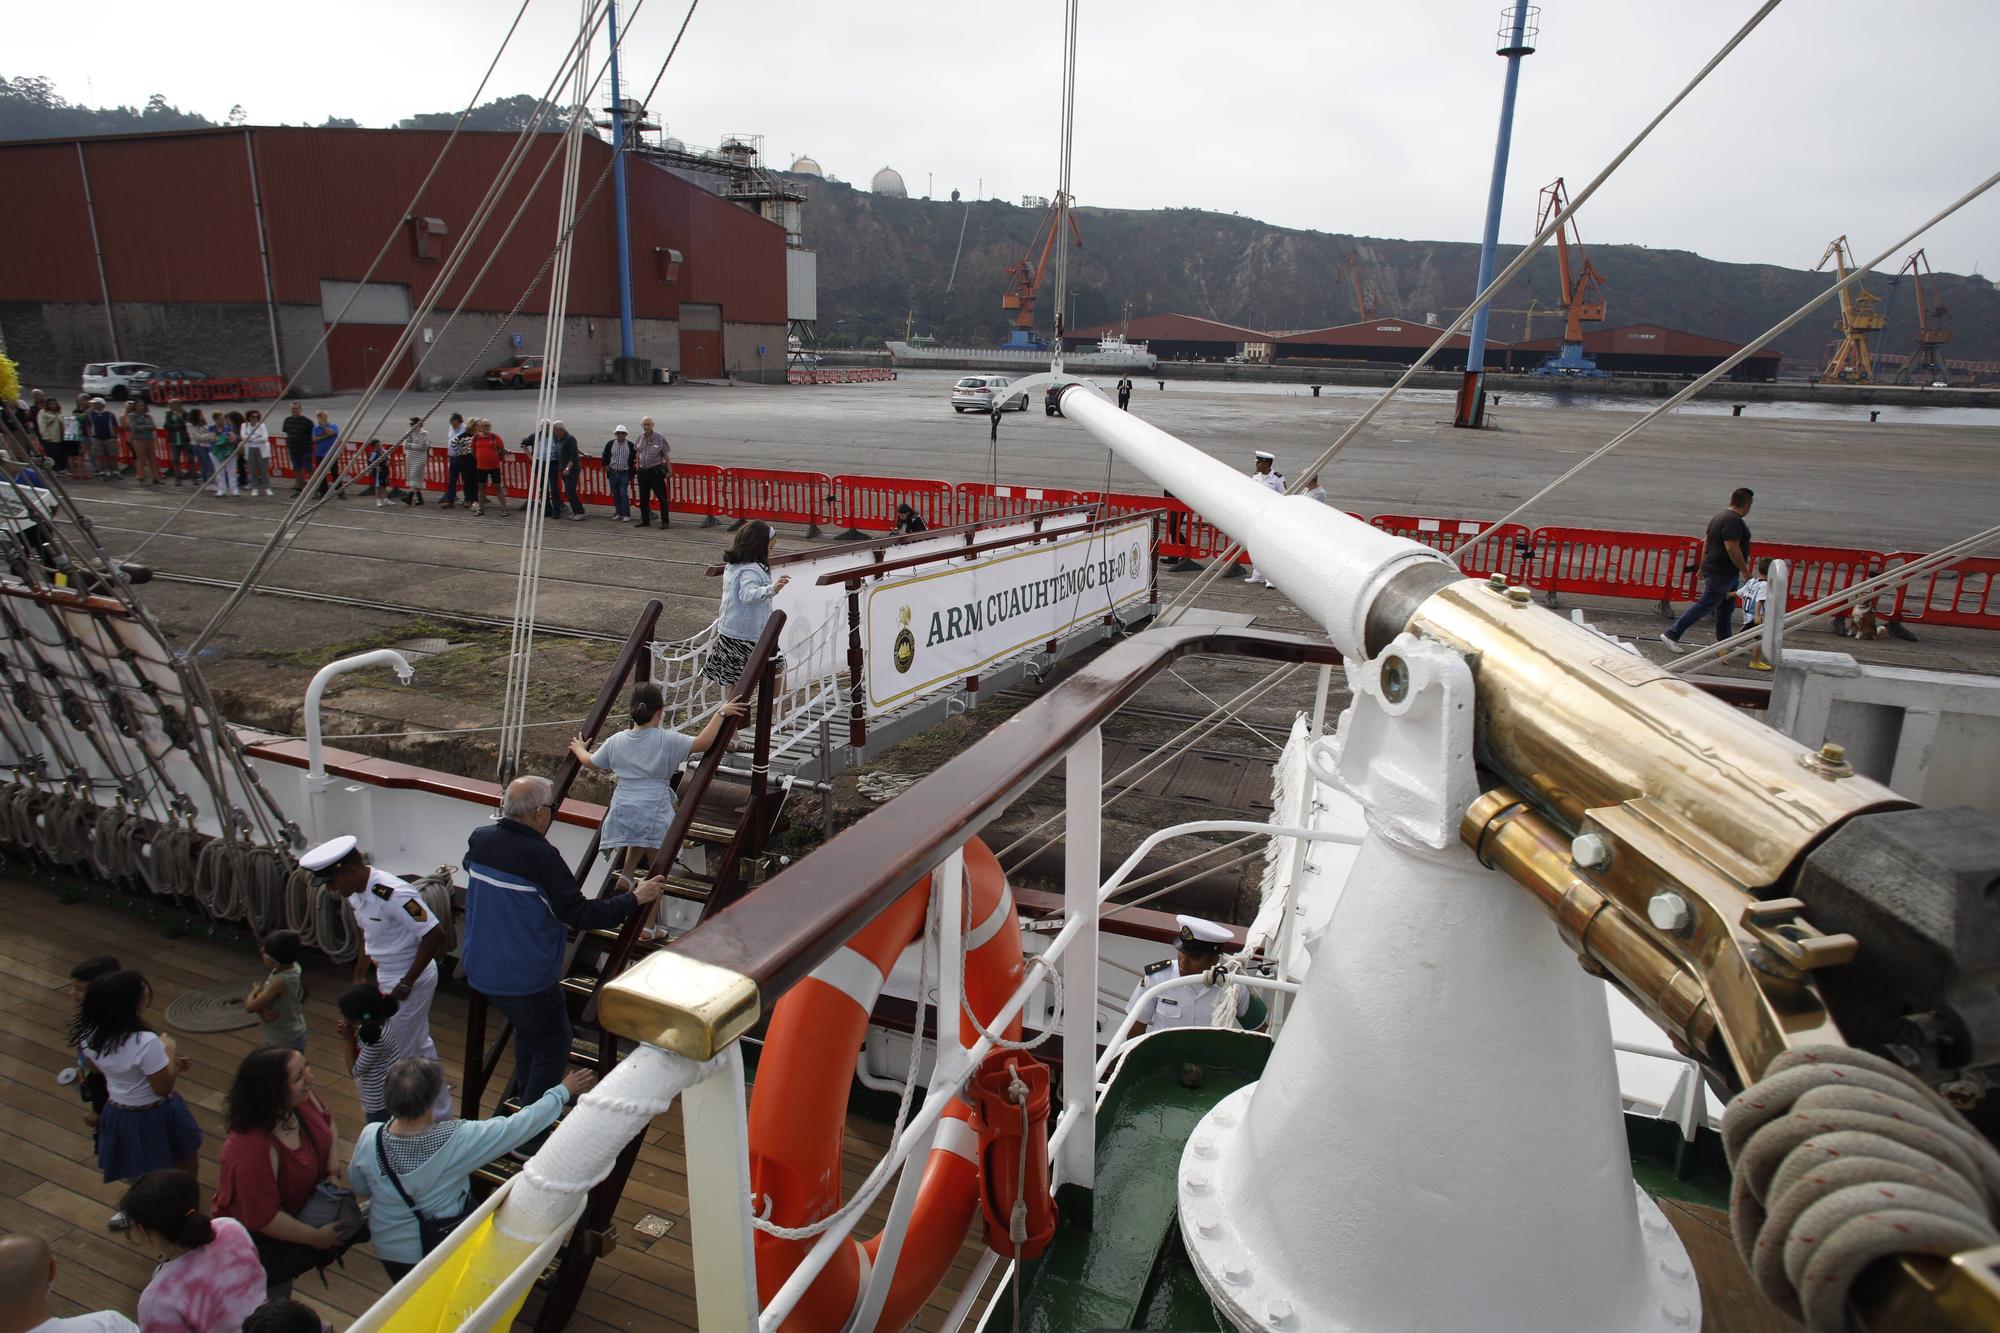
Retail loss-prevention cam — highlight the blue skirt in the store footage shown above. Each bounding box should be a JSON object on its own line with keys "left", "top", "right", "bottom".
{"left": 97, "top": 1094, "right": 203, "bottom": 1182}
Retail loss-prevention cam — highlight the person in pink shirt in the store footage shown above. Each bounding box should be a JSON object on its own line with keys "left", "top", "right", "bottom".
{"left": 121, "top": 1170, "right": 265, "bottom": 1333}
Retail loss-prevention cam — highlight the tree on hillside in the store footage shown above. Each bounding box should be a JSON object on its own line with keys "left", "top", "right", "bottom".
{"left": 0, "top": 75, "right": 218, "bottom": 139}
{"left": 400, "top": 93, "right": 556, "bottom": 132}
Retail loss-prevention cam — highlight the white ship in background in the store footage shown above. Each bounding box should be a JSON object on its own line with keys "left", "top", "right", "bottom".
{"left": 886, "top": 332, "right": 1156, "bottom": 373}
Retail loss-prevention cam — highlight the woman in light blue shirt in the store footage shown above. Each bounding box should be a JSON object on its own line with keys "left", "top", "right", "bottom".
{"left": 703, "top": 520, "right": 790, "bottom": 686}
{"left": 566, "top": 683, "right": 740, "bottom": 882}
{"left": 348, "top": 1058, "right": 594, "bottom": 1280}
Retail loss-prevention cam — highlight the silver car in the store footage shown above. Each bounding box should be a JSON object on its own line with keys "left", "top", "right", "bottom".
{"left": 950, "top": 375, "right": 1028, "bottom": 413}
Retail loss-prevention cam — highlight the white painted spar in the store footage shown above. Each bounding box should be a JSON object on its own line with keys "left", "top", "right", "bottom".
{"left": 1055, "top": 382, "right": 1449, "bottom": 659}
{"left": 305, "top": 649, "right": 413, "bottom": 781}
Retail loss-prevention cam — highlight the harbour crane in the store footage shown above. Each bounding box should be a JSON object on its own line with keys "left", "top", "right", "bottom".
{"left": 1814, "top": 235, "right": 1885, "bottom": 382}
{"left": 1339, "top": 250, "right": 1381, "bottom": 320}
{"left": 1889, "top": 248, "right": 1952, "bottom": 385}
{"left": 1489, "top": 297, "right": 1555, "bottom": 343}
{"left": 1531, "top": 177, "right": 1608, "bottom": 376}
{"left": 1001, "top": 191, "right": 1082, "bottom": 348}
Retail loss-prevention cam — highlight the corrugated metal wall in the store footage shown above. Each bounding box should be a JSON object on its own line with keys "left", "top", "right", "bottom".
{"left": 0, "top": 127, "right": 786, "bottom": 324}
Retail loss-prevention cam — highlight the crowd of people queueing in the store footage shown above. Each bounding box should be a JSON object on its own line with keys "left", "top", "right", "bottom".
{"left": 3, "top": 389, "right": 687, "bottom": 526}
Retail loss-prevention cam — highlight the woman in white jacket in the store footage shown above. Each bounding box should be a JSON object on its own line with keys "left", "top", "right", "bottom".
{"left": 702, "top": 520, "right": 789, "bottom": 686}
{"left": 239, "top": 411, "right": 273, "bottom": 496}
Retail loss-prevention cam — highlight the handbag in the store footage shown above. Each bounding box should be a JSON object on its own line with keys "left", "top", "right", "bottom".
{"left": 375, "top": 1127, "right": 471, "bottom": 1255}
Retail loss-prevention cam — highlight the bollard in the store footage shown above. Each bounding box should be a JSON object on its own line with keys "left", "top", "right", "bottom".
{"left": 1732, "top": 404, "right": 1745, "bottom": 417}
{"left": 1158, "top": 381, "right": 1166, "bottom": 391}
{"left": 1869, "top": 410, "right": 1881, "bottom": 422}
{"left": 1312, "top": 385, "right": 1321, "bottom": 397}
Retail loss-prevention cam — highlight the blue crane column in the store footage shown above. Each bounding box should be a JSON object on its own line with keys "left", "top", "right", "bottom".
{"left": 1454, "top": 4, "right": 1538, "bottom": 429}
{"left": 608, "top": 0, "right": 636, "bottom": 368}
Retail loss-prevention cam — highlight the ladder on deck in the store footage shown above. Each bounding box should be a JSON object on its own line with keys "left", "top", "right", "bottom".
{"left": 454, "top": 605, "right": 788, "bottom": 1332}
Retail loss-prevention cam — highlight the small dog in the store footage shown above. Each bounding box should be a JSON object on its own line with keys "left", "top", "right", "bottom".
{"left": 1843, "top": 603, "right": 1889, "bottom": 639}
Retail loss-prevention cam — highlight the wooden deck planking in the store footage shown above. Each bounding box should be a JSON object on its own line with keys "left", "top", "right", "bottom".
{"left": 0, "top": 878, "right": 989, "bottom": 1330}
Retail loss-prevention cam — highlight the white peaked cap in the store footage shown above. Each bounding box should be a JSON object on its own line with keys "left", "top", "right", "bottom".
{"left": 1176, "top": 914, "right": 1234, "bottom": 945}
{"left": 299, "top": 834, "right": 359, "bottom": 872}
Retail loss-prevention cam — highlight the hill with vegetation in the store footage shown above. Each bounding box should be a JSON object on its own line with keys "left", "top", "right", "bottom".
{"left": 795, "top": 174, "right": 2000, "bottom": 371}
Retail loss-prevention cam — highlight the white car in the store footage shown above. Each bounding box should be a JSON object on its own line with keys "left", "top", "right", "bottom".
{"left": 81, "top": 361, "right": 160, "bottom": 401}
{"left": 950, "top": 375, "right": 1028, "bottom": 413}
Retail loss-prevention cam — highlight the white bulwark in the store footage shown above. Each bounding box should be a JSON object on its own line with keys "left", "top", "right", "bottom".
{"left": 863, "top": 520, "right": 1153, "bottom": 713}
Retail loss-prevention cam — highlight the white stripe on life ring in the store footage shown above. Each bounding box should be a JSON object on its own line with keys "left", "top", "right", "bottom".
{"left": 932, "top": 1116, "right": 978, "bottom": 1164}
{"left": 965, "top": 887, "right": 1016, "bottom": 952}
{"left": 808, "top": 945, "right": 886, "bottom": 1014}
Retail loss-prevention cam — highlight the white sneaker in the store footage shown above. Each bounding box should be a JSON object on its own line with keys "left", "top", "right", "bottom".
{"left": 263, "top": 489, "right": 273, "bottom": 496}
{"left": 1658, "top": 634, "right": 1685, "bottom": 654}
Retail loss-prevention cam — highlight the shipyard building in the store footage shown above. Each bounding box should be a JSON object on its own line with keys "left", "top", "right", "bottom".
{"left": 0, "top": 127, "right": 791, "bottom": 392}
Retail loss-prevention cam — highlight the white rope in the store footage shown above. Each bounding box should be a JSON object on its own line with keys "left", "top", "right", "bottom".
{"left": 1723, "top": 1046, "right": 2000, "bottom": 1332}
{"left": 498, "top": 3, "right": 595, "bottom": 785}
{"left": 1048, "top": 0, "right": 1081, "bottom": 361}
{"left": 189, "top": 0, "right": 622, "bottom": 654}
{"left": 1157, "top": 0, "right": 1786, "bottom": 626}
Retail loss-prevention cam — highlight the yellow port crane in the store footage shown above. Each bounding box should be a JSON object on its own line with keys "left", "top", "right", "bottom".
{"left": 1814, "top": 235, "right": 1885, "bottom": 381}
{"left": 1892, "top": 248, "right": 1952, "bottom": 385}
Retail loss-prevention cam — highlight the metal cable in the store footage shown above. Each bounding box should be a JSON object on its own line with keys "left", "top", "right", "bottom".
{"left": 1454, "top": 168, "right": 2000, "bottom": 573}
{"left": 1157, "top": 0, "right": 1787, "bottom": 625}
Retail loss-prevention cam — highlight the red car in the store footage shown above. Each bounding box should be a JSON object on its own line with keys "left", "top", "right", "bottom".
{"left": 485, "top": 355, "right": 545, "bottom": 389}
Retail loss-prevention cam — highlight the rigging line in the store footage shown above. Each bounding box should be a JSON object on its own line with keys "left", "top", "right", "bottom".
{"left": 248, "top": 0, "right": 541, "bottom": 418}
{"left": 1451, "top": 167, "right": 2000, "bottom": 568}
{"left": 184, "top": 0, "right": 632, "bottom": 649}
{"left": 1050, "top": 0, "right": 1080, "bottom": 357}
{"left": 1155, "top": 0, "right": 1786, "bottom": 625}
{"left": 358, "top": 0, "right": 691, "bottom": 450}
{"left": 1665, "top": 522, "right": 2000, "bottom": 675}
{"left": 121, "top": 0, "right": 595, "bottom": 564}
{"left": 501, "top": 13, "right": 593, "bottom": 785}
{"left": 0, "top": 423, "right": 287, "bottom": 838}
{"left": 989, "top": 662, "right": 1301, "bottom": 865}
{"left": 186, "top": 0, "right": 688, "bottom": 606}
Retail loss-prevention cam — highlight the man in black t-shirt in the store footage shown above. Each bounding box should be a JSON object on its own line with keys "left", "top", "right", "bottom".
{"left": 280, "top": 402, "right": 315, "bottom": 493}
{"left": 1661, "top": 486, "right": 1754, "bottom": 652}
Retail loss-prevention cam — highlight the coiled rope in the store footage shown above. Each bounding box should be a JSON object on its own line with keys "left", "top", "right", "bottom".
{"left": 1722, "top": 1046, "right": 2000, "bottom": 1332}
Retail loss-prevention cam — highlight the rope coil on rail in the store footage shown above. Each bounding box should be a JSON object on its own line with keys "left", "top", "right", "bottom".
{"left": 1722, "top": 1046, "right": 2000, "bottom": 1332}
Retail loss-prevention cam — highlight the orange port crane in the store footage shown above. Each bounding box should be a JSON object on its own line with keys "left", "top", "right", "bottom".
{"left": 1538, "top": 178, "right": 1608, "bottom": 345}
{"left": 1814, "top": 235, "right": 1885, "bottom": 382}
{"left": 1340, "top": 251, "right": 1381, "bottom": 320}
{"left": 1892, "top": 248, "right": 1952, "bottom": 384}
{"left": 1001, "top": 192, "right": 1082, "bottom": 340}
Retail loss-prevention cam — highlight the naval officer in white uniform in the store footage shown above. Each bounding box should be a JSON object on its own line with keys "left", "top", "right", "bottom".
{"left": 1128, "top": 914, "right": 1254, "bottom": 1033}
{"left": 304, "top": 835, "right": 454, "bottom": 1118}
{"left": 1245, "top": 451, "right": 1285, "bottom": 587}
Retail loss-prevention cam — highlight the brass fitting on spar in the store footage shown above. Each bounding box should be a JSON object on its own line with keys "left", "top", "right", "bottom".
{"left": 599, "top": 950, "right": 760, "bottom": 1060}
{"left": 1408, "top": 577, "right": 1905, "bottom": 889}
{"left": 1463, "top": 789, "right": 1720, "bottom": 1064}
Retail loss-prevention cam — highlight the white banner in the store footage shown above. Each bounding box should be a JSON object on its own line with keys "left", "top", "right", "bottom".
{"left": 863, "top": 520, "right": 1153, "bottom": 714}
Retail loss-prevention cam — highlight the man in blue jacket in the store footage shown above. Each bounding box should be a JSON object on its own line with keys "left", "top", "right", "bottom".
{"left": 463, "top": 775, "right": 664, "bottom": 1103}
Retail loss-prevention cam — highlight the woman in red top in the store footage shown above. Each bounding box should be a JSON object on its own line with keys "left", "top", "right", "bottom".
{"left": 212, "top": 1047, "right": 347, "bottom": 1298}
{"left": 469, "top": 419, "right": 508, "bottom": 516}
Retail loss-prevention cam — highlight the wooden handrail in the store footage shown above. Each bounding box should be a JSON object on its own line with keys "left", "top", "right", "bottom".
{"left": 665, "top": 625, "right": 1343, "bottom": 1007}
{"left": 548, "top": 598, "right": 663, "bottom": 810}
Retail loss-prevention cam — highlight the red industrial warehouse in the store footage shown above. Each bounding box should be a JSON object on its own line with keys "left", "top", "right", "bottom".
{"left": 0, "top": 127, "right": 791, "bottom": 392}
{"left": 1273, "top": 317, "right": 1498, "bottom": 372}
{"left": 1509, "top": 323, "right": 1783, "bottom": 382}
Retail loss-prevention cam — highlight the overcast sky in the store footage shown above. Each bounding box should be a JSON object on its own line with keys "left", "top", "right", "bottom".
{"left": 22, "top": 0, "right": 2000, "bottom": 276}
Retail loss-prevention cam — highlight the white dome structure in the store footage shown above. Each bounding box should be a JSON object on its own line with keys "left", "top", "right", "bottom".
{"left": 870, "top": 166, "right": 907, "bottom": 198}
{"left": 789, "top": 154, "right": 824, "bottom": 177}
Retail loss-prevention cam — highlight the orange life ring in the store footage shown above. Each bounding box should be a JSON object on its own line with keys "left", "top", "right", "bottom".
{"left": 748, "top": 836, "right": 1026, "bottom": 1333}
